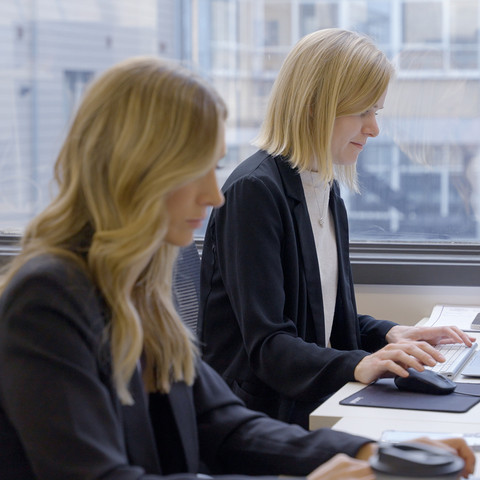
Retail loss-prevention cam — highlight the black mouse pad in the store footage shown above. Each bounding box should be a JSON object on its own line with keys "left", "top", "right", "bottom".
{"left": 339, "top": 379, "right": 480, "bottom": 413}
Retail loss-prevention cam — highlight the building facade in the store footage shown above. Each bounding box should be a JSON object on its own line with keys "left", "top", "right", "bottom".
{"left": 1, "top": 0, "right": 480, "bottom": 242}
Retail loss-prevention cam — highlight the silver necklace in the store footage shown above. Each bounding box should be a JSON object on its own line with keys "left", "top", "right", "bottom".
{"left": 309, "top": 171, "right": 330, "bottom": 227}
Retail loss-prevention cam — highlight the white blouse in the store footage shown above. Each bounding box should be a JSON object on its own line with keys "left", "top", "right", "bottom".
{"left": 300, "top": 170, "right": 338, "bottom": 346}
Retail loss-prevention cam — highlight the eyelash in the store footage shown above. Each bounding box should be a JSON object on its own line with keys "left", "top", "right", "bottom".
{"left": 361, "top": 110, "right": 379, "bottom": 117}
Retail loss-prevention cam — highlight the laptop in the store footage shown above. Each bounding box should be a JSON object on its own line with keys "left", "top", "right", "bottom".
{"left": 461, "top": 349, "right": 480, "bottom": 377}
{"left": 381, "top": 430, "right": 480, "bottom": 451}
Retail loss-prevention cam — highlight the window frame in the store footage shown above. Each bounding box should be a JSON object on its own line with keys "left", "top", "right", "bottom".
{"left": 2, "top": 1, "right": 480, "bottom": 288}
{"left": 349, "top": 241, "right": 480, "bottom": 286}
{"left": 0, "top": 234, "right": 22, "bottom": 268}
{"left": 192, "top": 236, "right": 480, "bottom": 287}
{"left": 1, "top": 234, "right": 479, "bottom": 287}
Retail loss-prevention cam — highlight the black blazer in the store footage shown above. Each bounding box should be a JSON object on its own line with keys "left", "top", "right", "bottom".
{"left": 0, "top": 254, "right": 371, "bottom": 479}
{"left": 199, "top": 151, "right": 396, "bottom": 427}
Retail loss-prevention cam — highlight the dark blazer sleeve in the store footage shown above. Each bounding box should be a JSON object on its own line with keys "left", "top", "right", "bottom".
{"left": 0, "top": 258, "right": 280, "bottom": 480}
{"left": 358, "top": 314, "right": 397, "bottom": 352}
{"left": 0, "top": 257, "right": 161, "bottom": 480}
{"left": 194, "top": 361, "right": 372, "bottom": 476}
{"left": 0, "top": 256, "right": 373, "bottom": 480}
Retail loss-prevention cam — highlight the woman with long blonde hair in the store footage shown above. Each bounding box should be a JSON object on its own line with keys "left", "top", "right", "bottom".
{"left": 0, "top": 56, "right": 473, "bottom": 480}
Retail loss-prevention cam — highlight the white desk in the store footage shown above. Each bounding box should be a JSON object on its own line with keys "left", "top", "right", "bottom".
{"left": 332, "top": 416, "right": 480, "bottom": 440}
{"left": 331, "top": 417, "right": 480, "bottom": 476}
{"left": 310, "top": 326, "right": 480, "bottom": 430}
{"left": 309, "top": 327, "right": 480, "bottom": 474}
{"left": 309, "top": 379, "right": 480, "bottom": 430}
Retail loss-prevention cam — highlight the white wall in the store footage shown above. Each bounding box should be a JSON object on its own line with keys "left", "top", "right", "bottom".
{"left": 355, "top": 284, "right": 480, "bottom": 325}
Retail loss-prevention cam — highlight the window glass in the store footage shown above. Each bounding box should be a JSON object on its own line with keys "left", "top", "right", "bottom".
{"left": 264, "top": 1, "right": 292, "bottom": 47}
{"left": 450, "top": 0, "right": 479, "bottom": 69}
{"left": 299, "top": 2, "right": 339, "bottom": 37}
{"left": 348, "top": 0, "right": 391, "bottom": 45}
{"left": 2, "top": 0, "right": 480, "bottom": 246}
{"left": 1, "top": 0, "right": 162, "bottom": 231}
{"left": 400, "top": 1, "right": 444, "bottom": 70}
{"left": 403, "top": 1, "right": 443, "bottom": 44}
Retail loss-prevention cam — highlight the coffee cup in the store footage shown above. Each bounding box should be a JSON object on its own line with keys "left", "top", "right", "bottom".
{"left": 369, "top": 442, "right": 464, "bottom": 480}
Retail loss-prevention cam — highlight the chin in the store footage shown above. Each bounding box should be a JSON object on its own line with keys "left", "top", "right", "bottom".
{"left": 334, "top": 159, "right": 358, "bottom": 167}
{"left": 333, "top": 154, "right": 359, "bottom": 166}
{"left": 164, "top": 231, "right": 194, "bottom": 247}
{"left": 179, "top": 238, "right": 194, "bottom": 247}
{"left": 165, "top": 235, "right": 193, "bottom": 247}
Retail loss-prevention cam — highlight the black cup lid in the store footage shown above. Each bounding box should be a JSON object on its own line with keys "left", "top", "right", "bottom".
{"left": 369, "top": 442, "right": 464, "bottom": 477}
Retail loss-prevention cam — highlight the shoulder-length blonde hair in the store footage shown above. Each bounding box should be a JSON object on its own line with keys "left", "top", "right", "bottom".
{"left": 254, "top": 28, "right": 394, "bottom": 191}
{"left": 1, "top": 57, "right": 227, "bottom": 404}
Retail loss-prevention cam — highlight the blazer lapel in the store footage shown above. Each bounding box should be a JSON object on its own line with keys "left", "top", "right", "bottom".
{"left": 329, "top": 182, "right": 361, "bottom": 347}
{"left": 122, "top": 368, "right": 161, "bottom": 473}
{"left": 329, "top": 182, "right": 351, "bottom": 295}
{"left": 168, "top": 382, "right": 199, "bottom": 472}
{"left": 275, "top": 157, "right": 326, "bottom": 345}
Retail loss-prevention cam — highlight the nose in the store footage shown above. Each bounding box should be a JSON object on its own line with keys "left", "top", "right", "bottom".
{"left": 200, "top": 168, "right": 224, "bottom": 208}
{"left": 362, "top": 112, "right": 380, "bottom": 138}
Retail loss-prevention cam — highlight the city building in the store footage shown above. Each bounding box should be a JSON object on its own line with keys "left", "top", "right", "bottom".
{"left": 1, "top": 0, "right": 480, "bottom": 242}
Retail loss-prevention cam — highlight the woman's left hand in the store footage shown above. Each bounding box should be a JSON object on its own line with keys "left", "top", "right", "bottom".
{"left": 410, "top": 437, "right": 476, "bottom": 478}
{"left": 386, "top": 325, "right": 475, "bottom": 347}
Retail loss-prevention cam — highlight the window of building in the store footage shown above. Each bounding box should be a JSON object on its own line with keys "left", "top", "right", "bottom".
{"left": 64, "top": 71, "right": 94, "bottom": 121}
{"left": 1, "top": 0, "right": 480, "bottom": 285}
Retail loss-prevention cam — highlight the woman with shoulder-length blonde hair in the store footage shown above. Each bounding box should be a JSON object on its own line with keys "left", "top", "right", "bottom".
{"left": 3, "top": 54, "right": 466, "bottom": 480}
{"left": 199, "top": 28, "right": 474, "bottom": 429}
{"left": 256, "top": 27, "right": 393, "bottom": 191}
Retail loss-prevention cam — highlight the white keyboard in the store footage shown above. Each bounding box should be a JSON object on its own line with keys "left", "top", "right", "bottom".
{"left": 426, "top": 342, "right": 478, "bottom": 378}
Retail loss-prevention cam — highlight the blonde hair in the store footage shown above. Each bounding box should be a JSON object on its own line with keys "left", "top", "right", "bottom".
{"left": 0, "top": 57, "right": 227, "bottom": 404}
{"left": 254, "top": 28, "right": 394, "bottom": 190}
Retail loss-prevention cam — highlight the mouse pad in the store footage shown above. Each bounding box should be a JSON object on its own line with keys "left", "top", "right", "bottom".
{"left": 339, "top": 379, "right": 480, "bottom": 413}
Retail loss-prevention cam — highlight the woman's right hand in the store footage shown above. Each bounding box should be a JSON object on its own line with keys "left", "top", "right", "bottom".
{"left": 353, "top": 341, "right": 443, "bottom": 384}
{"left": 306, "top": 453, "right": 375, "bottom": 480}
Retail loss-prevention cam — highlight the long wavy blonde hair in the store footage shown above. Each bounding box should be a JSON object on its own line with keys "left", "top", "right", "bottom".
{"left": 254, "top": 28, "right": 394, "bottom": 191}
{"left": 0, "top": 57, "right": 227, "bottom": 404}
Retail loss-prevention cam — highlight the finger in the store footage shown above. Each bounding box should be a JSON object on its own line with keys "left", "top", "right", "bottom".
{"left": 307, "top": 454, "right": 376, "bottom": 480}
{"left": 424, "top": 326, "right": 474, "bottom": 347}
{"left": 413, "top": 438, "right": 476, "bottom": 478}
{"left": 412, "top": 437, "right": 457, "bottom": 455}
{"left": 438, "top": 328, "right": 472, "bottom": 346}
{"left": 440, "top": 438, "right": 476, "bottom": 477}
{"left": 455, "top": 330, "right": 475, "bottom": 347}
{"left": 355, "top": 355, "right": 411, "bottom": 382}
{"left": 409, "top": 341, "right": 451, "bottom": 364}
{"left": 385, "top": 342, "right": 441, "bottom": 367}
{"left": 448, "top": 326, "right": 475, "bottom": 345}
{"left": 371, "top": 346, "right": 429, "bottom": 375}
{"left": 356, "top": 342, "right": 451, "bottom": 383}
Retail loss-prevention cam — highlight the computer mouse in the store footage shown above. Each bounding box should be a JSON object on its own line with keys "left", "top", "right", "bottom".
{"left": 394, "top": 368, "right": 456, "bottom": 395}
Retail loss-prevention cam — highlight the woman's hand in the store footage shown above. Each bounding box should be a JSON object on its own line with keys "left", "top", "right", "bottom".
{"left": 386, "top": 325, "right": 475, "bottom": 347}
{"left": 410, "top": 437, "right": 476, "bottom": 478}
{"left": 354, "top": 341, "right": 443, "bottom": 384}
{"left": 306, "top": 437, "right": 475, "bottom": 480}
{"left": 307, "top": 453, "right": 375, "bottom": 480}
{"left": 354, "top": 325, "right": 476, "bottom": 384}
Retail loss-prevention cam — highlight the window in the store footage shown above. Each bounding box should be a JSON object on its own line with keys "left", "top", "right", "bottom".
{"left": 450, "top": 0, "right": 479, "bottom": 69}
{"left": 64, "top": 71, "right": 94, "bottom": 121}
{"left": 299, "top": 2, "right": 339, "bottom": 37}
{"left": 1, "top": 0, "right": 480, "bottom": 285}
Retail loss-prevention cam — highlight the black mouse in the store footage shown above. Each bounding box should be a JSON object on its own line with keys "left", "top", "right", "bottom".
{"left": 394, "top": 368, "right": 456, "bottom": 395}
